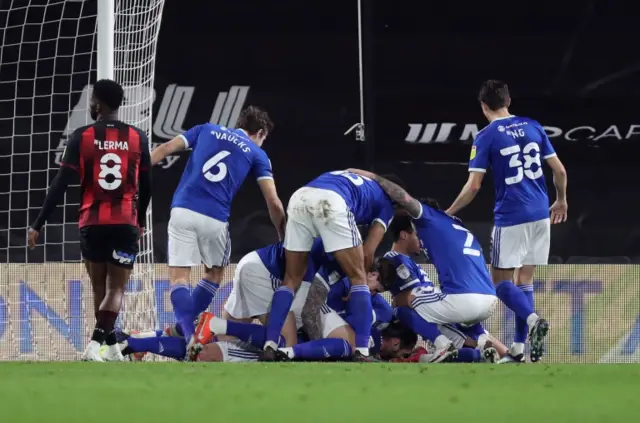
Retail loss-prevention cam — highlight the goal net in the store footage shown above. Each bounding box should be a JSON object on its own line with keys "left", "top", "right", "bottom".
{"left": 0, "top": 0, "right": 166, "bottom": 360}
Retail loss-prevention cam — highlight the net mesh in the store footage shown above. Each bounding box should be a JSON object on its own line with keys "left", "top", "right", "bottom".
{"left": 0, "top": 0, "right": 165, "bottom": 360}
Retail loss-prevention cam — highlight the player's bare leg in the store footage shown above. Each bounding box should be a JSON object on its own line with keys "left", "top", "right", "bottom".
{"left": 82, "top": 260, "right": 108, "bottom": 361}
{"left": 99, "top": 263, "right": 131, "bottom": 361}
{"left": 332, "top": 245, "right": 372, "bottom": 358}
{"left": 261, "top": 250, "right": 308, "bottom": 361}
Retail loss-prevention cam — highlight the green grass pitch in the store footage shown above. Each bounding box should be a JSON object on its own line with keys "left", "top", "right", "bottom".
{"left": 2, "top": 363, "right": 639, "bottom": 423}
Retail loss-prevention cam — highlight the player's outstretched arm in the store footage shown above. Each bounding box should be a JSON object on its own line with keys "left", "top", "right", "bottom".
{"left": 546, "top": 156, "right": 568, "bottom": 223}
{"left": 150, "top": 135, "right": 187, "bottom": 166}
{"left": 301, "top": 274, "right": 330, "bottom": 340}
{"left": 445, "top": 172, "right": 484, "bottom": 217}
{"left": 257, "top": 179, "right": 286, "bottom": 240}
{"left": 347, "top": 168, "right": 422, "bottom": 218}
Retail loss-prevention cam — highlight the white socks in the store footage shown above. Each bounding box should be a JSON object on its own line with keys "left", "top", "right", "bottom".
{"left": 434, "top": 335, "right": 451, "bottom": 350}
{"left": 209, "top": 316, "right": 227, "bottom": 335}
{"left": 526, "top": 313, "right": 539, "bottom": 329}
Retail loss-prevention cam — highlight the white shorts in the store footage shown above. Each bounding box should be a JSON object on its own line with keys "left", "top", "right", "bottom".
{"left": 283, "top": 187, "right": 361, "bottom": 253}
{"left": 168, "top": 207, "right": 230, "bottom": 267}
{"left": 411, "top": 287, "right": 498, "bottom": 326}
{"left": 224, "top": 251, "right": 310, "bottom": 329}
{"left": 491, "top": 218, "right": 550, "bottom": 269}
{"left": 319, "top": 304, "right": 349, "bottom": 338}
{"left": 216, "top": 340, "right": 259, "bottom": 363}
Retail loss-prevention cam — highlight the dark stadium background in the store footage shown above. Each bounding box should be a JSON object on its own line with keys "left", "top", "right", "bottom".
{"left": 2, "top": 0, "right": 639, "bottom": 264}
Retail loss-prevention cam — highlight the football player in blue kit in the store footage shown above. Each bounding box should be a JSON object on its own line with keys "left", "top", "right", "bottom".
{"left": 261, "top": 170, "right": 402, "bottom": 360}
{"left": 150, "top": 106, "right": 286, "bottom": 360}
{"left": 348, "top": 168, "right": 550, "bottom": 361}
{"left": 384, "top": 215, "right": 502, "bottom": 363}
{"left": 445, "top": 80, "right": 567, "bottom": 362}
{"left": 193, "top": 239, "right": 328, "bottom": 351}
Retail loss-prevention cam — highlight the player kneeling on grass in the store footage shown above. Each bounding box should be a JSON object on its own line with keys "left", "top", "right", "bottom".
{"left": 381, "top": 215, "right": 499, "bottom": 363}
{"left": 115, "top": 328, "right": 262, "bottom": 362}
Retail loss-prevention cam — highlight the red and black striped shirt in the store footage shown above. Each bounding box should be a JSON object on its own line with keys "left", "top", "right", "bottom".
{"left": 61, "top": 120, "right": 151, "bottom": 228}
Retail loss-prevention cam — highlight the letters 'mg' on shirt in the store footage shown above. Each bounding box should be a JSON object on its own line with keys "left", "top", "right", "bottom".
{"left": 171, "top": 124, "right": 273, "bottom": 222}
{"left": 468, "top": 116, "right": 557, "bottom": 227}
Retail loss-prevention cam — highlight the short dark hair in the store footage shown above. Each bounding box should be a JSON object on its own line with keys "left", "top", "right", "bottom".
{"left": 419, "top": 197, "right": 441, "bottom": 211}
{"left": 478, "top": 79, "right": 510, "bottom": 110}
{"left": 371, "top": 256, "right": 397, "bottom": 290}
{"left": 389, "top": 213, "right": 414, "bottom": 242}
{"left": 236, "top": 106, "right": 274, "bottom": 135}
{"left": 93, "top": 79, "right": 124, "bottom": 110}
{"left": 382, "top": 321, "right": 418, "bottom": 350}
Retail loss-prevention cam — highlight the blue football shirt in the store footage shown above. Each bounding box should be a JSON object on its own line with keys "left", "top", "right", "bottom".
{"left": 171, "top": 124, "right": 273, "bottom": 222}
{"left": 469, "top": 116, "right": 556, "bottom": 227}
{"left": 412, "top": 203, "right": 495, "bottom": 296}
{"left": 306, "top": 171, "right": 395, "bottom": 230}
{"left": 382, "top": 250, "right": 434, "bottom": 296}
{"left": 256, "top": 238, "right": 326, "bottom": 287}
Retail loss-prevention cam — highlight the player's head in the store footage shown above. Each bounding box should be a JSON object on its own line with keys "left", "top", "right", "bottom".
{"left": 478, "top": 79, "right": 511, "bottom": 120}
{"left": 379, "top": 321, "right": 418, "bottom": 360}
{"left": 90, "top": 79, "right": 124, "bottom": 121}
{"left": 235, "top": 105, "right": 274, "bottom": 147}
{"left": 368, "top": 256, "right": 396, "bottom": 294}
{"left": 419, "top": 197, "right": 441, "bottom": 211}
{"left": 389, "top": 214, "right": 421, "bottom": 255}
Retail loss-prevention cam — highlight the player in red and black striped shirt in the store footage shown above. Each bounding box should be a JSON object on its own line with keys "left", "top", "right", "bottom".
{"left": 28, "top": 79, "right": 152, "bottom": 362}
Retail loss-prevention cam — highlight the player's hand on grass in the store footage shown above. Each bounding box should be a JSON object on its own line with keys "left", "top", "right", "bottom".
{"left": 549, "top": 200, "right": 568, "bottom": 224}
{"left": 27, "top": 227, "right": 39, "bottom": 250}
{"left": 346, "top": 168, "right": 376, "bottom": 180}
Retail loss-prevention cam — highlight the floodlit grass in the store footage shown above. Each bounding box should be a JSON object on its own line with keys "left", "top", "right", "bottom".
{"left": 1, "top": 363, "right": 639, "bottom": 423}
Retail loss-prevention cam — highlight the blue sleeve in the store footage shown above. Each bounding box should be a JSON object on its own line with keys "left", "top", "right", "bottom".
{"left": 179, "top": 124, "right": 205, "bottom": 149}
{"left": 252, "top": 150, "right": 274, "bottom": 181}
{"left": 383, "top": 252, "right": 423, "bottom": 291}
{"left": 372, "top": 199, "right": 395, "bottom": 232}
{"left": 539, "top": 127, "right": 556, "bottom": 160}
{"left": 372, "top": 293, "right": 393, "bottom": 329}
{"left": 468, "top": 129, "right": 492, "bottom": 173}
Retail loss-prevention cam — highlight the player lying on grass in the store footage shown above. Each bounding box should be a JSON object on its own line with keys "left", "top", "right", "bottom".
{"left": 349, "top": 168, "right": 550, "bottom": 361}
{"left": 194, "top": 256, "right": 394, "bottom": 362}
{"left": 157, "top": 239, "right": 331, "bottom": 357}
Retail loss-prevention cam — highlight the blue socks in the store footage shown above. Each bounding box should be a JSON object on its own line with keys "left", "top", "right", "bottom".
{"left": 226, "top": 320, "right": 286, "bottom": 349}
{"left": 348, "top": 284, "right": 373, "bottom": 351}
{"left": 514, "top": 284, "right": 534, "bottom": 343}
{"left": 265, "top": 286, "right": 295, "bottom": 347}
{"left": 291, "top": 338, "right": 352, "bottom": 361}
{"left": 455, "top": 347, "right": 482, "bottom": 363}
{"left": 395, "top": 306, "right": 442, "bottom": 343}
{"left": 170, "top": 283, "right": 195, "bottom": 341}
{"left": 192, "top": 278, "right": 219, "bottom": 315}
{"left": 495, "top": 280, "right": 534, "bottom": 321}
{"left": 127, "top": 336, "right": 186, "bottom": 360}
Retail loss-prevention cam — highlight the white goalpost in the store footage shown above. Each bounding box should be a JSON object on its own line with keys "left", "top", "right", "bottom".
{"left": 0, "top": 0, "right": 166, "bottom": 360}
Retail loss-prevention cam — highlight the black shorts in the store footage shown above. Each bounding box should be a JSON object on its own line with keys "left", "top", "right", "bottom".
{"left": 80, "top": 224, "right": 140, "bottom": 269}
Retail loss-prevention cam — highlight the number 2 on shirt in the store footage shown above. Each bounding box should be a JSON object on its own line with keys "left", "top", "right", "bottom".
{"left": 452, "top": 224, "right": 481, "bottom": 257}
